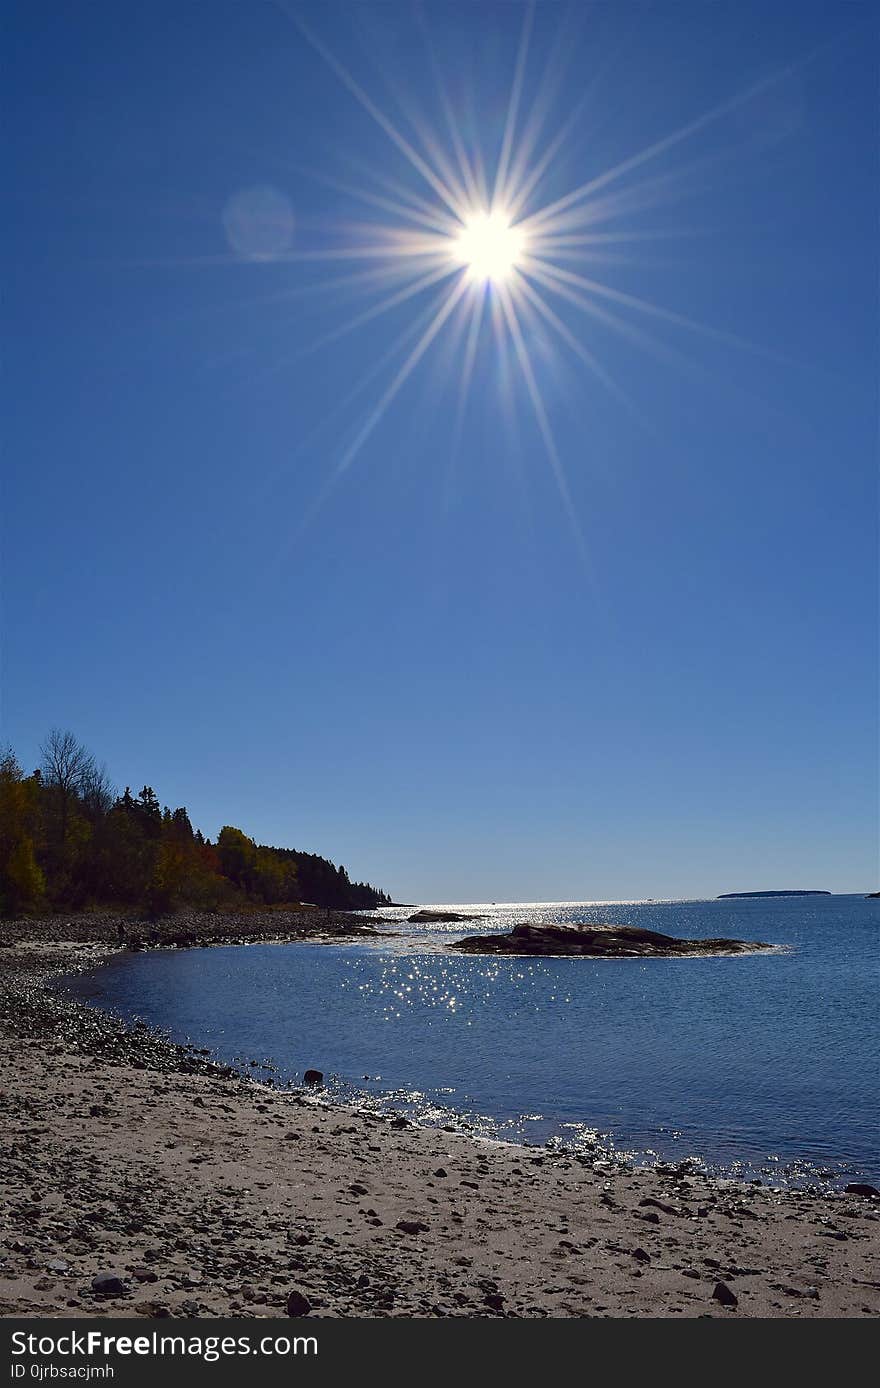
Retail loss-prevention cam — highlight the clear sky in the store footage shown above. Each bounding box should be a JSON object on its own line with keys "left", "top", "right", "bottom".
{"left": 4, "top": 1, "right": 877, "bottom": 902}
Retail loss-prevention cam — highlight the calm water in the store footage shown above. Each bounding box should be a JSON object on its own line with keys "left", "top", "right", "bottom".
{"left": 66, "top": 896, "right": 880, "bottom": 1187}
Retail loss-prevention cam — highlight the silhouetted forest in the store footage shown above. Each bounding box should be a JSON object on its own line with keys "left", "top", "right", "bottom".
{"left": 0, "top": 730, "right": 391, "bottom": 916}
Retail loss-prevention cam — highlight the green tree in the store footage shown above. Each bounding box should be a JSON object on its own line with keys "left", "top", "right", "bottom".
{"left": 0, "top": 751, "right": 45, "bottom": 913}
{"left": 4, "top": 837, "right": 45, "bottom": 912}
{"left": 216, "top": 826, "right": 258, "bottom": 889}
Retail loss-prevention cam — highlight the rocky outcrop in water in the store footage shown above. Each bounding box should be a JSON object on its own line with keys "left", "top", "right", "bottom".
{"left": 407, "top": 910, "right": 485, "bottom": 924}
{"left": 449, "top": 923, "right": 771, "bottom": 958}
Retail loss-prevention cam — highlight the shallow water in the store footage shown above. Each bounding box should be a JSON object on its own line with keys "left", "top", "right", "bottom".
{"left": 66, "top": 895, "right": 879, "bottom": 1187}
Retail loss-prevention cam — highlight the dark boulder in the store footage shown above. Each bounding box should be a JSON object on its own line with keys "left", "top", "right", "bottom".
{"left": 92, "top": 1273, "right": 128, "bottom": 1296}
{"left": 286, "top": 1289, "right": 312, "bottom": 1317}
{"left": 844, "top": 1183, "right": 880, "bottom": 1198}
{"left": 712, "top": 1281, "right": 738, "bottom": 1307}
{"left": 303, "top": 1070, "right": 323, "bottom": 1087}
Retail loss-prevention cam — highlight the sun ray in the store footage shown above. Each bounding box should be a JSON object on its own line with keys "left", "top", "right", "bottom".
{"left": 527, "top": 255, "right": 799, "bottom": 366}
{"left": 283, "top": 3, "right": 465, "bottom": 220}
{"left": 290, "top": 159, "right": 461, "bottom": 238}
{"left": 212, "top": 272, "right": 472, "bottom": 570}
{"left": 534, "top": 245, "right": 671, "bottom": 271}
{"left": 524, "top": 257, "right": 699, "bottom": 365}
{"left": 362, "top": 168, "right": 462, "bottom": 235}
{"left": 141, "top": 241, "right": 452, "bottom": 269}
{"left": 504, "top": 2, "right": 652, "bottom": 223}
{"left": 311, "top": 283, "right": 470, "bottom": 433}
{"left": 501, "top": 6, "right": 583, "bottom": 218}
{"left": 441, "top": 287, "right": 489, "bottom": 511}
{"left": 493, "top": 1, "right": 535, "bottom": 211}
{"left": 338, "top": 223, "right": 456, "bottom": 256}
{"left": 522, "top": 258, "right": 801, "bottom": 424}
{"left": 523, "top": 257, "right": 802, "bottom": 434}
{"left": 283, "top": 257, "right": 462, "bottom": 367}
{"left": 414, "top": 2, "right": 483, "bottom": 212}
{"left": 518, "top": 62, "right": 806, "bottom": 238}
{"left": 267, "top": 282, "right": 482, "bottom": 558}
{"left": 523, "top": 138, "right": 762, "bottom": 238}
{"left": 454, "top": 289, "right": 488, "bottom": 435}
{"left": 497, "top": 281, "right": 586, "bottom": 557}
{"left": 160, "top": 258, "right": 461, "bottom": 345}
{"left": 505, "top": 95, "right": 586, "bottom": 223}
{"left": 533, "top": 228, "right": 702, "bottom": 249}
{"left": 514, "top": 273, "right": 631, "bottom": 410}
{"left": 234, "top": 252, "right": 472, "bottom": 397}
{"left": 350, "top": 43, "right": 474, "bottom": 219}
{"left": 287, "top": 239, "right": 451, "bottom": 263}
{"left": 335, "top": 275, "right": 469, "bottom": 476}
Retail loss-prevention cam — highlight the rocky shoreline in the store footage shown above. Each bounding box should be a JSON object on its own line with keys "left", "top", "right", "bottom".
{"left": 0, "top": 907, "right": 382, "bottom": 953}
{"left": 0, "top": 918, "right": 878, "bottom": 1319}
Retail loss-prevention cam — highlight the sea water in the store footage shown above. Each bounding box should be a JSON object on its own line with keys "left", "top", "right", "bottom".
{"left": 65, "top": 895, "right": 879, "bottom": 1187}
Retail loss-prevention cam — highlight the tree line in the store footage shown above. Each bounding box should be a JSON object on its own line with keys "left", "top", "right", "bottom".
{"left": 0, "top": 730, "right": 391, "bottom": 916}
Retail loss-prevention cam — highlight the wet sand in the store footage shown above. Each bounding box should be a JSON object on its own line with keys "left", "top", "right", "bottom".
{"left": 1, "top": 918, "right": 878, "bottom": 1319}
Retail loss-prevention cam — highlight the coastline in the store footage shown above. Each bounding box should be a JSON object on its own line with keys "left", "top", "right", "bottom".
{"left": 1, "top": 917, "right": 878, "bottom": 1319}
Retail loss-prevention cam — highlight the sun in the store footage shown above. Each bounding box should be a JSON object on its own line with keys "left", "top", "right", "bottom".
{"left": 285, "top": 4, "right": 748, "bottom": 551}
{"left": 454, "top": 210, "right": 526, "bottom": 284}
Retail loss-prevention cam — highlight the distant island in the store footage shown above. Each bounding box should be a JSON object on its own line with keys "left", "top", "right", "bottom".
{"left": 717, "top": 890, "right": 831, "bottom": 899}
{"left": 0, "top": 729, "right": 391, "bottom": 917}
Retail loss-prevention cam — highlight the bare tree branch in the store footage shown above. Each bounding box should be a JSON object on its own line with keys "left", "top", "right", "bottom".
{"left": 39, "top": 729, "right": 98, "bottom": 845}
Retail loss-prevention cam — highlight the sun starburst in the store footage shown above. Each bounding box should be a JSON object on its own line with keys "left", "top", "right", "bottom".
{"left": 260, "top": 2, "right": 794, "bottom": 549}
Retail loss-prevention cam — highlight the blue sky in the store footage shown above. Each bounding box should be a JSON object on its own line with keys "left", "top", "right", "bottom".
{"left": 4, "top": 1, "right": 877, "bottom": 901}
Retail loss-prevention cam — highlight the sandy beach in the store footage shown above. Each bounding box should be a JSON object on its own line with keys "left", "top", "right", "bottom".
{"left": 1, "top": 916, "right": 877, "bottom": 1319}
